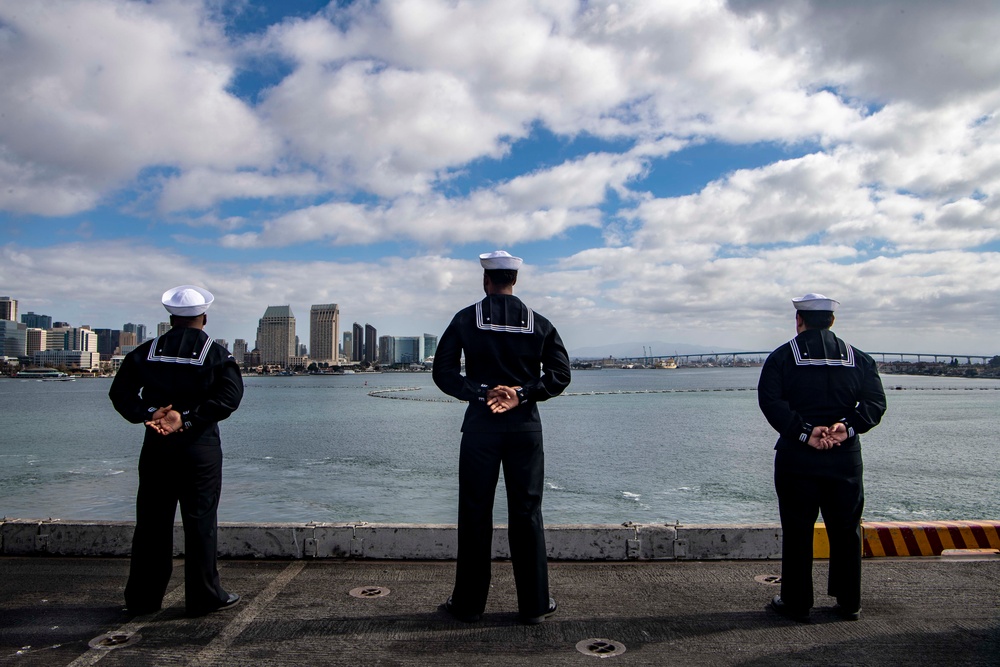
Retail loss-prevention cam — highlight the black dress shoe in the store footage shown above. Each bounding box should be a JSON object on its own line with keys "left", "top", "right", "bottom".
{"left": 519, "top": 598, "right": 557, "bottom": 625}
{"left": 186, "top": 593, "right": 241, "bottom": 617}
{"left": 442, "top": 597, "right": 482, "bottom": 623}
{"left": 833, "top": 603, "right": 861, "bottom": 621}
{"left": 769, "top": 595, "right": 809, "bottom": 623}
{"left": 220, "top": 593, "right": 241, "bottom": 609}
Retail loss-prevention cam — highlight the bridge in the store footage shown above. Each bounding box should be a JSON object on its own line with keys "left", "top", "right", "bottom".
{"left": 609, "top": 351, "right": 995, "bottom": 366}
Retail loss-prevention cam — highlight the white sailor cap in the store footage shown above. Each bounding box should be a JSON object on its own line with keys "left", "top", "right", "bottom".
{"left": 792, "top": 293, "right": 839, "bottom": 312}
{"left": 162, "top": 285, "right": 214, "bottom": 316}
{"left": 479, "top": 250, "right": 523, "bottom": 270}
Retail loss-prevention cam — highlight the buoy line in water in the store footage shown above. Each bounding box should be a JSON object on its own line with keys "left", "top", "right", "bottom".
{"left": 367, "top": 384, "right": 1000, "bottom": 402}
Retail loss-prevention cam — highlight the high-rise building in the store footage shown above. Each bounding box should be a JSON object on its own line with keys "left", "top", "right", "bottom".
{"left": 364, "top": 324, "right": 377, "bottom": 363}
{"left": 388, "top": 336, "right": 423, "bottom": 364}
{"left": 352, "top": 322, "right": 363, "bottom": 361}
{"left": 0, "top": 296, "right": 17, "bottom": 322}
{"left": 256, "top": 305, "right": 296, "bottom": 367}
{"left": 123, "top": 323, "right": 147, "bottom": 344}
{"left": 378, "top": 335, "right": 394, "bottom": 365}
{"left": 157, "top": 322, "right": 171, "bottom": 337}
{"left": 25, "top": 328, "right": 47, "bottom": 356}
{"left": 423, "top": 333, "right": 438, "bottom": 360}
{"left": 309, "top": 304, "right": 340, "bottom": 363}
{"left": 0, "top": 320, "right": 27, "bottom": 357}
{"left": 233, "top": 339, "right": 248, "bottom": 363}
{"left": 343, "top": 332, "right": 353, "bottom": 362}
{"left": 94, "top": 328, "right": 122, "bottom": 360}
{"left": 21, "top": 312, "right": 52, "bottom": 329}
{"left": 64, "top": 327, "right": 96, "bottom": 353}
{"left": 216, "top": 339, "right": 229, "bottom": 351}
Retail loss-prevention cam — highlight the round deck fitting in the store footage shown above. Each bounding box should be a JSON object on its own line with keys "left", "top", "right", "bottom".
{"left": 575, "top": 638, "right": 627, "bottom": 658}
{"left": 754, "top": 574, "right": 782, "bottom": 585}
{"left": 349, "top": 586, "right": 391, "bottom": 598}
{"left": 88, "top": 632, "right": 141, "bottom": 650}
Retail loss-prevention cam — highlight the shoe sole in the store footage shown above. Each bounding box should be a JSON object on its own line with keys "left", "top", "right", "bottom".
{"left": 520, "top": 607, "right": 557, "bottom": 624}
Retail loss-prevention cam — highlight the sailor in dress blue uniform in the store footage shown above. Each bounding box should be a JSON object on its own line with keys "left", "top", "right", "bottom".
{"left": 758, "top": 293, "right": 886, "bottom": 622}
{"left": 433, "top": 251, "right": 571, "bottom": 624}
{"left": 110, "top": 285, "right": 243, "bottom": 616}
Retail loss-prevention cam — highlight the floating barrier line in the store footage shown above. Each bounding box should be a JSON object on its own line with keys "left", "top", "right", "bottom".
{"left": 367, "top": 385, "right": 1000, "bottom": 402}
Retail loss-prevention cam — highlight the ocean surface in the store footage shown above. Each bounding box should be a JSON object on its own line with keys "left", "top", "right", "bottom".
{"left": 1, "top": 368, "right": 997, "bottom": 525}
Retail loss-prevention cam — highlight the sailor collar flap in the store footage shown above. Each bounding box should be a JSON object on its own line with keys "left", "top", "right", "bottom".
{"left": 147, "top": 330, "right": 215, "bottom": 366}
{"left": 788, "top": 330, "right": 855, "bottom": 367}
{"left": 476, "top": 296, "right": 534, "bottom": 334}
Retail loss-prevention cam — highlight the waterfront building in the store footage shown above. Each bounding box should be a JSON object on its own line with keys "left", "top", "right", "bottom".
{"left": 352, "top": 323, "right": 363, "bottom": 361}
{"left": 94, "top": 328, "right": 121, "bottom": 360}
{"left": 63, "top": 327, "right": 96, "bottom": 353}
{"left": 233, "top": 339, "right": 248, "bottom": 363}
{"left": 364, "top": 324, "right": 377, "bottom": 363}
{"left": 423, "top": 333, "right": 438, "bottom": 360}
{"left": 390, "top": 336, "right": 424, "bottom": 365}
{"left": 256, "top": 305, "right": 296, "bottom": 367}
{"left": 343, "top": 332, "right": 353, "bottom": 362}
{"left": 0, "top": 320, "right": 27, "bottom": 357}
{"left": 123, "top": 323, "right": 147, "bottom": 344}
{"left": 25, "top": 328, "right": 47, "bottom": 356}
{"left": 245, "top": 349, "right": 261, "bottom": 367}
{"left": 378, "top": 335, "right": 394, "bottom": 365}
{"left": 216, "top": 339, "right": 229, "bottom": 351}
{"left": 309, "top": 304, "right": 340, "bottom": 363}
{"left": 156, "top": 322, "right": 170, "bottom": 337}
{"left": 33, "top": 349, "right": 99, "bottom": 371}
{"left": 21, "top": 312, "right": 52, "bottom": 329}
{"left": 119, "top": 331, "right": 137, "bottom": 351}
{"left": 0, "top": 296, "right": 17, "bottom": 322}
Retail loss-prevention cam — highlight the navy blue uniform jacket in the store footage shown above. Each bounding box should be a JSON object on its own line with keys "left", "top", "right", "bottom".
{"left": 109, "top": 327, "right": 244, "bottom": 445}
{"left": 758, "top": 328, "right": 886, "bottom": 451}
{"left": 433, "top": 294, "right": 571, "bottom": 432}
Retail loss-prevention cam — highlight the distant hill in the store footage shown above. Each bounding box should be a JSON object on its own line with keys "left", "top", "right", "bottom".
{"left": 569, "top": 341, "right": 745, "bottom": 360}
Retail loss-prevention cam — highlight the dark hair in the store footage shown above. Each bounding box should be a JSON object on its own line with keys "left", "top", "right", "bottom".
{"left": 798, "top": 310, "right": 834, "bottom": 329}
{"left": 169, "top": 313, "right": 207, "bottom": 327}
{"left": 484, "top": 269, "right": 518, "bottom": 287}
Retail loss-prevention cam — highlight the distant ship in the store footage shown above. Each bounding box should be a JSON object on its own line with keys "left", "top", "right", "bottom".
{"left": 655, "top": 358, "right": 678, "bottom": 369}
{"left": 16, "top": 369, "right": 73, "bottom": 380}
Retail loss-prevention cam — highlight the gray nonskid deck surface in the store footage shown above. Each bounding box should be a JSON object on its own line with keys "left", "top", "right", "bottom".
{"left": 1, "top": 558, "right": 997, "bottom": 666}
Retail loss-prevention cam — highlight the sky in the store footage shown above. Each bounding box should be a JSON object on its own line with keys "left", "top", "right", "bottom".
{"left": 2, "top": 0, "right": 1000, "bottom": 356}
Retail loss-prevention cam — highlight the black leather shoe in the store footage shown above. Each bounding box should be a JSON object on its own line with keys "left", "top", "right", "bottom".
{"left": 442, "top": 597, "right": 482, "bottom": 623}
{"left": 220, "top": 593, "right": 241, "bottom": 610}
{"left": 769, "top": 595, "right": 809, "bottom": 623}
{"left": 186, "top": 593, "right": 241, "bottom": 617}
{"left": 520, "top": 598, "right": 557, "bottom": 625}
{"left": 833, "top": 603, "right": 861, "bottom": 621}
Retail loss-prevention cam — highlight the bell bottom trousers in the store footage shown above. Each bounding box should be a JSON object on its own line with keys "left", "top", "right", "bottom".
{"left": 452, "top": 431, "right": 549, "bottom": 617}
{"left": 774, "top": 448, "right": 865, "bottom": 613}
{"left": 124, "top": 439, "right": 229, "bottom": 614}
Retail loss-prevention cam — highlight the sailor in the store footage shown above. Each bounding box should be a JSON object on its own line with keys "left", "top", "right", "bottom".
{"left": 758, "top": 293, "right": 886, "bottom": 622}
{"left": 433, "top": 250, "right": 571, "bottom": 624}
{"left": 110, "top": 285, "right": 244, "bottom": 616}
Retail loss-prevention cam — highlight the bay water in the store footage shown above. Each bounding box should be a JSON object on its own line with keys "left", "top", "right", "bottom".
{"left": 0, "top": 368, "right": 997, "bottom": 525}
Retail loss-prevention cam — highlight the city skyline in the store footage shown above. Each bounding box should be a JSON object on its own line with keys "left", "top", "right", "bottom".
{"left": 2, "top": 3, "right": 1000, "bottom": 355}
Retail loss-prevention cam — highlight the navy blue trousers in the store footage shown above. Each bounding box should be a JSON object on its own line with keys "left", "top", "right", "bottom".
{"left": 452, "top": 431, "right": 549, "bottom": 617}
{"left": 774, "top": 447, "right": 864, "bottom": 613}
{"left": 124, "top": 438, "right": 229, "bottom": 615}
